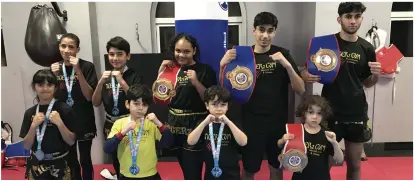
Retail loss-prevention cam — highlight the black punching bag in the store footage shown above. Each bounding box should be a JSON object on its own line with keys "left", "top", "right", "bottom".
{"left": 24, "top": 4, "right": 67, "bottom": 67}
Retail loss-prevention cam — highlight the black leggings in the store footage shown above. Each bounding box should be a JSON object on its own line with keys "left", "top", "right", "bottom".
{"left": 78, "top": 140, "right": 94, "bottom": 180}
{"left": 119, "top": 172, "right": 161, "bottom": 180}
{"left": 173, "top": 148, "right": 203, "bottom": 180}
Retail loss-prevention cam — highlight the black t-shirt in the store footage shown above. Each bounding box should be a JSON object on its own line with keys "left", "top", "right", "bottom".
{"left": 292, "top": 127, "right": 334, "bottom": 180}
{"left": 19, "top": 101, "right": 78, "bottom": 153}
{"left": 202, "top": 122, "right": 240, "bottom": 180}
{"left": 55, "top": 59, "right": 98, "bottom": 134}
{"left": 169, "top": 62, "right": 217, "bottom": 112}
{"left": 101, "top": 68, "right": 142, "bottom": 117}
{"left": 322, "top": 33, "right": 376, "bottom": 122}
{"left": 242, "top": 45, "right": 301, "bottom": 122}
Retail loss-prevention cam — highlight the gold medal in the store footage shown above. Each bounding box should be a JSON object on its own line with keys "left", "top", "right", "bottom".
{"left": 278, "top": 149, "right": 308, "bottom": 172}
{"left": 152, "top": 78, "right": 176, "bottom": 101}
{"left": 310, "top": 48, "right": 338, "bottom": 72}
{"left": 225, "top": 65, "right": 253, "bottom": 91}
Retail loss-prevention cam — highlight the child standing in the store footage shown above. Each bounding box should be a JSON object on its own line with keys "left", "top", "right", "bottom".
{"left": 187, "top": 86, "right": 247, "bottom": 180}
{"left": 277, "top": 95, "right": 343, "bottom": 180}
{"left": 104, "top": 84, "right": 173, "bottom": 180}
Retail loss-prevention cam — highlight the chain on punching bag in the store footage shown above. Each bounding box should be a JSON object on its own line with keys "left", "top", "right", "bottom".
{"left": 24, "top": 4, "right": 67, "bottom": 67}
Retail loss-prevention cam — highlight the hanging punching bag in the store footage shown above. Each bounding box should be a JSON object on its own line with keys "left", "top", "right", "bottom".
{"left": 24, "top": 4, "right": 67, "bottom": 67}
{"left": 175, "top": 2, "right": 228, "bottom": 84}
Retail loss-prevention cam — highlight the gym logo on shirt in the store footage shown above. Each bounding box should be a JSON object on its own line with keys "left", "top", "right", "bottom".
{"left": 340, "top": 51, "right": 361, "bottom": 65}
{"left": 305, "top": 142, "right": 326, "bottom": 156}
{"left": 176, "top": 71, "right": 189, "bottom": 86}
{"left": 204, "top": 132, "right": 233, "bottom": 151}
{"left": 256, "top": 61, "right": 277, "bottom": 78}
{"left": 121, "top": 129, "right": 150, "bottom": 146}
{"left": 57, "top": 75, "right": 79, "bottom": 90}
{"left": 105, "top": 83, "right": 124, "bottom": 96}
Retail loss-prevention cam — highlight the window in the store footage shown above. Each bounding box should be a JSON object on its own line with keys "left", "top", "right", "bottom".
{"left": 390, "top": 2, "right": 413, "bottom": 57}
{"left": 154, "top": 2, "right": 245, "bottom": 53}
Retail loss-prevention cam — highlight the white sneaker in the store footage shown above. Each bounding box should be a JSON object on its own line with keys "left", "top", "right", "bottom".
{"left": 100, "top": 169, "right": 117, "bottom": 180}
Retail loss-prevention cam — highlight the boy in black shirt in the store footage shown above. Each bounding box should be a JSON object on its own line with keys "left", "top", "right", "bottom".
{"left": 219, "top": 12, "right": 305, "bottom": 179}
{"left": 278, "top": 95, "right": 343, "bottom": 180}
{"left": 51, "top": 33, "right": 98, "bottom": 180}
{"left": 92, "top": 36, "right": 143, "bottom": 179}
{"left": 301, "top": 2, "right": 381, "bottom": 180}
{"left": 187, "top": 86, "right": 247, "bottom": 180}
{"left": 20, "top": 69, "right": 77, "bottom": 180}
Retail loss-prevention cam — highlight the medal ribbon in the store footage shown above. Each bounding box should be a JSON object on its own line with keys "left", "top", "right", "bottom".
{"left": 127, "top": 117, "right": 145, "bottom": 166}
{"left": 209, "top": 122, "right": 225, "bottom": 168}
{"left": 111, "top": 76, "right": 120, "bottom": 110}
{"left": 62, "top": 63, "right": 75, "bottom": 101}
{"left": 111, "top": 66, "right": 129, "bottom": 112}
{"left": 35, "top": 98, "right": 56, "bottom": 152}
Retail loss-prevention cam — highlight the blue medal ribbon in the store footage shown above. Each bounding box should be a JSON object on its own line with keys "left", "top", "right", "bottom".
{"left": 209, "top": 122, "right": 225, "bottom": 178}
{"left": 35, "top": 98, "right": 56, "bottom": 160}
{"left": 62, "top": 64, "right": 75, "bottom": 106}
{"left": 127, "top": 117, "right": 145, "bottom": 175}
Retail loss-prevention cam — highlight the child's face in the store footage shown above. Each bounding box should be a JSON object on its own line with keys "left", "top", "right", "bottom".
{"left": 59, "top": 37, "right": 79, "bottom": 61}
{"left": 34, "top": 81, "right": 56, "bottom": 101}
{"left": 108, "top": 47, "right": 130, "bottom": 70}
{"left": 304, "top": 105, "right": 322, "bottom": 126}
{"left": 205, "top": 96, "right": 228, "bottom": 119}
{"left": 125, "top": 98, "right": 148, "bottom": 118}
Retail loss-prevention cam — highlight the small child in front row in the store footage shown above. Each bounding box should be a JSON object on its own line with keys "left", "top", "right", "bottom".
{"left": 104, "top": 84, "right": 173, "bottom": 180}
{"left": 187, "top": 86, "right": 248, "bottom": 180}
{"left": 277, "top": 95, "right": 343, "bottom": 180}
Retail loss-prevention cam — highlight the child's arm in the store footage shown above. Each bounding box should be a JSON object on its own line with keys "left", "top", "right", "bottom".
{"left": 187, "top": 115, "right": 215, "bottom": 145}
{"left": 277, "top": 133, "right": 295, "bottom": 148}
{"left": 220, "top": 115, "right": 247, "bottom": 146}
{"left": 146, "top": 113, "right": 174, "bottom": 148}
{"left": 104, "top": 120, "right": 135, "bottom": 153}
{"left": 325, "top": 131, "right": 344, "bottom": 163}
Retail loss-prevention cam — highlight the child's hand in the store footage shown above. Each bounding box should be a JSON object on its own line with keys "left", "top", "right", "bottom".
{"left": 204, "top": 114, "right": 216, "bottom": 124}
{"left": 121, "top": 121, "right": 136, "bottom": 135}
{"left": 282, "top": 133, "right": 295, "bottom": 142}
{"left": 325, "top": 131, "right": 337, "bottom": 143}
{"left": 146, "top": 113, "right": 163, "bottom": 127}
{"left": 218, "top": 115, "right": 230, "bottom": 124}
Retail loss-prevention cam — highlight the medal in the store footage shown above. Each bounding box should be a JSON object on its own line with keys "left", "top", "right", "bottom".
{"left": 66, "top": 97, "right": 74, "bottom": 107}
{"left": 35, "top": 150, "right": 44, "bottom": 161}
{"left": 128, "top": 117, "right": 145, "bottom": 175}
{"left": 62, "top": 63, "right": 75, "bottom": 107}
{"left": 209, "top": 122, "right": 225, "bottom": 178}
{"left": 35, "top": 98, "right": 56, "bottom": 161}
{"left": 211, "top": 166, "right": 223, "bottom": 178}
{"left": 111, "top": 76, "right": 120, "bottom": 116}
{"left": 129, "top": 164, "right": 140, "bottom": 175}
{"left": 112, "top": 107, "right": 119, "bottom": 116}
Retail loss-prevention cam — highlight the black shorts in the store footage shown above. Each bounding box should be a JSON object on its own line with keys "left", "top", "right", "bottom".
{"left": 328, "top": 120, "right": 369, "bottom": 143}
{"left": 241, "top": 115, "right": 286, "bottom": 173}
{"left": 27, "top": 153, "right": 72, "bottom": 180}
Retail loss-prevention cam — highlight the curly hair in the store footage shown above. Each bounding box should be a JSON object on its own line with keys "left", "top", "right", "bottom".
{"left": 296, "top": 95, "right": 332, "bottom": 124}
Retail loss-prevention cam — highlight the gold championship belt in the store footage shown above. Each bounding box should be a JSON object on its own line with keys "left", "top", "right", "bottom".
{"left": 278, "top": 124, "right": 308, "bottom": 172}
{"left": 310, "top": 48, "right": 338, "bottom": 72}
{"left": 152, "top": 65, "right": 180, "bottom": 106}
{"left": 225, "top": 65, "right": 254, "bottom": 91}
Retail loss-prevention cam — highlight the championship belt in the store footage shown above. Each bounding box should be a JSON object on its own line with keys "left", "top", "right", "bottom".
{"left": 221, "top": 46, "right": 256, "bottom": 103}
{"left": 152, "top": 64, "right": 181, "bottom": 106}
{"left": 278, "top": 124, "right": 308, "bottom": 172}
{"left": 307, "top": 34, "right": 341, "bottom": 84}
